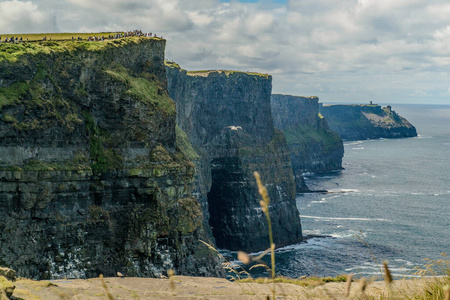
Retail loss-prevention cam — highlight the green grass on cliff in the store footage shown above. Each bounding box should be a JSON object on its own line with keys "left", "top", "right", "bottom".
{"left": 83, "top": 111, "right": 122, "bottom": 174}
{"left": 0, "top": 35, "right": 160, "bottom": 63}
{"left": 186, "top": 69, "right": 271, "bottom": 79}
{"left": 164, "top": 61, "right": 182, "bottom": 69}
{"left": 105, "top": 65, "right": 176, "bottom": 116}
{"left": 283, "top": 124, "right": 342, "bottom": 154}
{"left": 175, "top": 125, "right": 200, "bottom": 161}
{"left": 0, "top": 32, "right": 124, "bottom": 42}
{"left": 0, "top": 81, "right": 29, "bottom": 110}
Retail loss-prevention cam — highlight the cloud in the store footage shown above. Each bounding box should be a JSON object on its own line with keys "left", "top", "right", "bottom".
{"left": 0, "top": 0, "right": 56, "bottom": 33}
{"left": 2, "top": 0, "right": 450, "bottom": 104}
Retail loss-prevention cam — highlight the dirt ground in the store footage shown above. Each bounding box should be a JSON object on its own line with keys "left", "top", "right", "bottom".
{"left": 8, "top": 275, "right": 435, "bottom": 299}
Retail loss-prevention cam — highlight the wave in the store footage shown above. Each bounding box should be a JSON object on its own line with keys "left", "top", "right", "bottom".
{"left": 340, "top": 189, "right": 360, "bottom": 193}
{"left": 330, "top": 231, "right": 363, "bottom": 239}
{"left": 352, "top": 147, "right": 365, "bottom": 150}
{"left": 310, "top": 198, "right": 328, "bottom": 204}
{"left": 300, "top": 215, "right": 388, "bottom": 222}
{"left": 344, "top": 141, "right": 365, "bottom": 146}
{"left": 415, "top": 134, "right": 434, "bottom": 139}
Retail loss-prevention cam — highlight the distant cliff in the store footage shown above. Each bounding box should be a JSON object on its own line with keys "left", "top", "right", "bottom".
{"left": 271, "top": 95, "right": 344, "bottom": 186}
{"left": 320, "top": 104, "right": 417, "bottom": 140}
{"left": 166, "top": 63, "right": 303, "bottom": 252}
{"left": 0, "top": 38, "right": 221, "bottom": 279}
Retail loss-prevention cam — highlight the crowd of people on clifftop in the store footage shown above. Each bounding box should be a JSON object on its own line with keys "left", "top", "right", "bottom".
{"left": 0, "top": 36, "right": 28, "bottom": 43}
{"left": 81, "top": 30, "right": 161, "bottom": 42}
{"left": 0, "top": 30, "right": 161, "bottom": 44}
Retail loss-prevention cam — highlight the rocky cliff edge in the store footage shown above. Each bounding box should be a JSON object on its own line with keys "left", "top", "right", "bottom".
{"left": 271, "top": 94, "right": 344, "bottom": 189}
{"left": 0, "top": 37, "right": 222, "bottom": 279}
{"left": 166, "top": 62, "right": 303, "bottom": 253}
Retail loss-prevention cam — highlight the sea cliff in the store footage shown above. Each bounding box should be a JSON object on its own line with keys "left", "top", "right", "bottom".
{"left": 320, "top": 104, "right": 417, "bottom": 140}
{"left": 166, "top": 63, "right": 303, "bottom": 252}
{"left": 271, "top": 95, "right": 344, "bottom": 188}
{"left": 0, "top": 38, "right": 221, "bottom": 279}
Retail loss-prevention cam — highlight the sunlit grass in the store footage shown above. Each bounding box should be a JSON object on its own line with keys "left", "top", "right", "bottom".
{"left": 0, "top": 32, "right": 124, "bottom": 42}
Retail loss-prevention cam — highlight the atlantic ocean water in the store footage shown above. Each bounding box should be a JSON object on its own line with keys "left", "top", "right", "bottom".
{"left": 231, "top": 104, "right": 450, "bottom": 279}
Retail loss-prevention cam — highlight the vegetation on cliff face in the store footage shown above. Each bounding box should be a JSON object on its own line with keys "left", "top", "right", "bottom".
{"left": 283, "top": 124, "right": 343, "bottom": 155}
{"left": 105, "top": 65, "right": 175, "bottom": 116}
{"left": 175, "top": 125, "right": 200, "bottom": 161}
{"left": 270, "top": 94, "right": 344, "bottom": 175}
{"left": 83, "top": 111, "right": 122, "bottom": 174}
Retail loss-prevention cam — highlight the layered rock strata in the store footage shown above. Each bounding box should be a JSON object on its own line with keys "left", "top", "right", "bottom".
{"left": 271, "top": 95, "right": 344, "bottom": 184}
{"left": 166, "top": 63, "right": 303, "bottom": 252}
{"left": 319, "top": 104, "right": 417, "bottom": 140}
{"left": 0, "top": 38, "right": 221, "bottom": 279}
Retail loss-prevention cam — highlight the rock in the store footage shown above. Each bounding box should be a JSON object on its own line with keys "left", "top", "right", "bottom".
{"left": 271, "top": 94, "right": 344, "bottom": 188}
{"left": 0, "top": 38, "right": 222, "bottom": 279}
{"left": 319, "top": 104, "right": 417, "bottom": 140}
{"left": 166, "top": 64, "right": 303, "bottom": 252}
{"left": 0, "top": 277, "right": 15, "bottom": 299}
{"left": 0, "top": 267, "right": 16, "bottom": 282}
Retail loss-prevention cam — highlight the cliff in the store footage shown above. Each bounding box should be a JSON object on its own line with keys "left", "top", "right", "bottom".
{"left": 166, "top": 63, "right": 303, "bottom": 252}
{"left": 271, "top": 95, "right": 344, "bottom": 184}
{"left": 0, "top": 37, "right": 221, "bottom": 279}
{"left": 319, "top": 104, "right": 417, "bottom": 140}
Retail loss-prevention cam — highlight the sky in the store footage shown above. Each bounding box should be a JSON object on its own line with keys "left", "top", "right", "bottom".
{"left": 1, "top": 0, "right": 450, "bottom": 104}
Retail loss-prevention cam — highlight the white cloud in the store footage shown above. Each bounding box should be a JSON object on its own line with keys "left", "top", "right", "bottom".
{"left": 0, "top": 0, "right": 52, "bottom": 33}
{"left": 2, "top": 0, "right": 450, "bottom": 104}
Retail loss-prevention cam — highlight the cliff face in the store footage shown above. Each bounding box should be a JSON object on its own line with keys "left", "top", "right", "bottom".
{"left": 0, "top": 38, "right": 221, "bottom": 279}
{"left": 271, "top": 95, "right": 344, "bottom": 183}
{"left": 319, "top": 104, "right": 417, "bottom": 140}
{"left": 166, "top": 64, "right": 302, "bottom": 252}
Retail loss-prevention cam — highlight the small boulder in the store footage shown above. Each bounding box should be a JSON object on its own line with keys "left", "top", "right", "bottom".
{"left": 0, "top": 267, "right": 16, "bottom": 282}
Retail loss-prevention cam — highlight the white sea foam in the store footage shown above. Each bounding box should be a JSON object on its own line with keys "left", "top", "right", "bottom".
{"left": 344, "top": 141, "right": 364, "bottom": 146}
{"left": 325, "top": 195, "right": 342, "bottom": 200}
{"left": 415, "top": 134, "right": 433, "bottom": 139}
{"left": 311, "top": 198, "right": 328, "bottom": 204}
{"left": 300, "top": 215, "right": 388, "bottom": 222}
{"left": 352, "top": 147, "right": 365, "bottom": 150}
{"left": 330, "top": 231, "right": 361, "bottom": 238}
{"left": 340, "top": 189, "right": 360, "bottom": 193}
{"left": 394, "top": 259, "right": 415, "bottom": 267}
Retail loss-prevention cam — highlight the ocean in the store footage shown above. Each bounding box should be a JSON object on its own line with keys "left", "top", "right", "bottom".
{"left": 233, "top": 104, "right": 450, "bottom": 280}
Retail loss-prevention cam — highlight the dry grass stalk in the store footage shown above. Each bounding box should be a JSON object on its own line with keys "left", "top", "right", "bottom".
{"left": 99, "top": 274, "right": 114, "bottom": 300}
{"left": 445, "top": 285, "right": 450, "bottom": 300}
{"left": 383, "top": 261, "right": 393, "bottom": 284}
{"left": 199, "top": 240, "right": 252, "bottom": 279}
{"left": 168, "top": 269, "right": 175, "bottom": 292}
{"left": 359, "top": 278, "right": 367, "bottom": 297}
{"left": 345, "top": 274, "right": 353, "bottom": 297}
{"left": 254, "top": 171, "right": 276, "bottom": 280}
{"left": 238, "top": 251, "right": 251, "bottom": 265}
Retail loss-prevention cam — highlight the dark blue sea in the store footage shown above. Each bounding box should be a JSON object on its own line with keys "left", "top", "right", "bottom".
{"left": 229, "top": 104, "right": 450, "bottom": 280}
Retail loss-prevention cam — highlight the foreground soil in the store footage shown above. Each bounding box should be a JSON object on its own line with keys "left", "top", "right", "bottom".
{"left": 9, "top": 275, "right": 435, "bottom": 299}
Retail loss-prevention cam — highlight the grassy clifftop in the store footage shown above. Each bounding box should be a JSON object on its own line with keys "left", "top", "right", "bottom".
{"left": 165, "top": 61, "right": 271, "bottom": 78}
{"left": 0, "top": 35, "right": 163, "bottom": 63}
